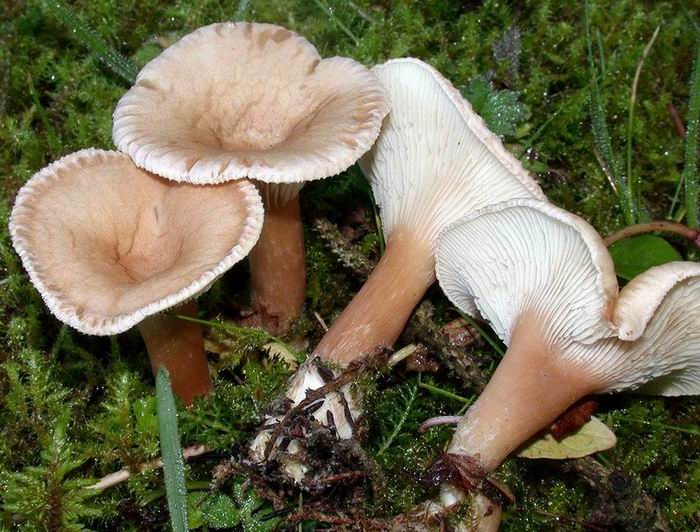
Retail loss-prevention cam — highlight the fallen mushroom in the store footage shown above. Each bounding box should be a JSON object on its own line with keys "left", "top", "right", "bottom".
{"left": 430, "top": 199, "right": 700, "bottom": 527}
{"left": 113, "top": 21, "right": 389, "bottom": 332}
{"left": 250, "top": 58, "right": 545, "bottom": 478}
{"left": 9, "top": 149, "right": 263, "bottom": 405}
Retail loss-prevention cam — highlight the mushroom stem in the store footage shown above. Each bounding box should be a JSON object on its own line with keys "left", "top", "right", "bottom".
{"left": 248, "top": 193, "right": 306, "bottom": 333}
{"left": 138, "top": 300, "right": 212, "bottom": 406}
{"left": 447, "top": 316, "right": 597, "bottom": 471}
{"left": 603, "top": 221, "right": 700, "bottom": 248}
{"left": 313, "top": 228, "right": 435, "bottom": 366}
{"left": 437, "top": 316, "right": 598, "bottom": 526}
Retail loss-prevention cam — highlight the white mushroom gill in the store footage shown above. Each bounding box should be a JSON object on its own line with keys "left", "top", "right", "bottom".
{"left": 113, "top": 22, "right": 389, "bottom": 332}
{"left": 433, "top": 199, "right": 700, "bottom": 524}
{"left": 10, "top": 149, "right": 264, "bottom": 404}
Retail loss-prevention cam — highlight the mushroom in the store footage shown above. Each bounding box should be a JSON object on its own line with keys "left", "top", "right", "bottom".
{"left": 314, "top": 57, "right": 546, "bottom": 365}
{"left": 250, "top": 58, "right": 545, "bottom": 475}
{"left": 112, "top": 22, "right": 389, "bottom": 332}
{"left": 431, "top": 198, "right": 700, "bottom": 526}
{"left": 9, "top": 149, "right": 263, "bottom": 405}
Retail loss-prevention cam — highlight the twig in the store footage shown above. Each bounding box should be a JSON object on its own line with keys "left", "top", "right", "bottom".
{"left": 667, "top": 103, "right": 687, "bottom": 138}
{"left": 603, "top": 221, "right": 700, "bottom": 248}
{"left": 87, "top": 445, "right": 210, "bottom": 490}
{"left": 313, "top": 311, "right": 329, "bottom": 332}
{"left": 532, "top": 508, "right": 606, "bottom": 532}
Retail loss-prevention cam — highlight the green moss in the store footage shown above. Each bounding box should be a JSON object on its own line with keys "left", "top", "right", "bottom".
{"left": 0, "top": 0, "right": 698, "bottom": 529}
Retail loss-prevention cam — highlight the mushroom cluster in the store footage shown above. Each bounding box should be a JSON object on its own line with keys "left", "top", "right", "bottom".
{"left": 113, "top": 22, "right": 389, "bottom": 333}
{"left": 248, "top": 57, "right": 547, "bottom": 477}
{"left": 10, "top": 22, "right": 388, "bottom": 405}
{"left": 9, "top": 17, "right": 700, "bottom": 532}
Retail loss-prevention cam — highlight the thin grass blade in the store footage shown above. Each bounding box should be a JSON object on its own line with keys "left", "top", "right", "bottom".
{"left": 44, "top": 0, "right": 138, "bottom": 85}
{"left": 626, "top": 26, "right": 660, "bottom": 217}
{"left": 584, "top": 0, "right": 635, "bottom": 225}
{"left": 311, "top": 0, "right": 360, "bottom": 45}
{"left": 156, "top": 367, "right": 189, "bottom": 532}
{"left": 684, "top": 39, "right": 700, "bottom": 229}
{"left": 27, "top": 75, "right": 61, "bottom": 155}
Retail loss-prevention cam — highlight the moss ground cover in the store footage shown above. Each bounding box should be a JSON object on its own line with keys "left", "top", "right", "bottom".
{"left": 0, "top": 1, "right": 698, "bottom": 529}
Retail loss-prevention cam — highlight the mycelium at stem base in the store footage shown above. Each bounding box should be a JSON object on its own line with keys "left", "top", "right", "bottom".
{"left": 138, "top": 300, "right": 212, "bottom": 407}
{"left": 312, "top": 228, "right": 435, "bottom": 366}
{"left": 248, "top": 191, "right": 306, "bottom": 333}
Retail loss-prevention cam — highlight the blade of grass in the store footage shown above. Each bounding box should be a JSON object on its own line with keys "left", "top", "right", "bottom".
{"left": 683, "top": 39, "right": 700, "bottom": 229}
{"left": 44, "top": 0, "right": 138, "bottom": 85}
{"left": 156, "top": 368, "right": 189, "bottom": 532}
{"left": 595, "top": 30, "right": 606, "bottom": 78}
{"left": 418, "top": 373, "right": 474, "bottom": 404}
{"left": 311, "top": 0, "right": 360, "bottom": 45}
{"left": 626, "top": 25, "right": 660, "bottom": 216}
{"left": 584, "top": 0, "right": 635, "bottom": 225}
{"left": 110, "top": 336, "right": 120, "bottom": 359}
{"left": 617, "top": 416, "right": 700, "bottom": 436}
{"left": 456, "top": 310, "right": 505, "bottom": 356}
{"left": 27, "top": 75, "right": 61, "bottom": 155}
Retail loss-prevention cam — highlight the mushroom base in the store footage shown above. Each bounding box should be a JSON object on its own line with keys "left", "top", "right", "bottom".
{"left": 248, "top": 356, "right": 364, "bottom": 486}
{"left": 248, "top": 193, "right": 306, "bottom": 333}
{"left": 138, "top": 300, "right": 212, "bottom": 406}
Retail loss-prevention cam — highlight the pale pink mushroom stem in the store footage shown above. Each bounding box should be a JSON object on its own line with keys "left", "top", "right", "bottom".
{"left": 446, "top": 315, "right": 597, "bottom": 471}
{"left": 138, "top": 300, "right": 213, "bottom": 406}
{"left": 248, "top": 195, "right": 306, "bottom": 332}
{"left": 312, "top": 228, "right": 435, "bottom": 366}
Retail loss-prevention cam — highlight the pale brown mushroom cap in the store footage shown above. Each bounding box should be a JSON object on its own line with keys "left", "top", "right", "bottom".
{"left": 10, "top": 149, "right": 263, "bottom": 335}
{"left": 113, "top": 22, "right": 389, "bottom": 185}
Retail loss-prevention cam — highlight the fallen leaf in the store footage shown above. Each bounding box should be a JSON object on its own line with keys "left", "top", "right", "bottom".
{"left": 517, "top": 417, "right": 616, "bottom": 459}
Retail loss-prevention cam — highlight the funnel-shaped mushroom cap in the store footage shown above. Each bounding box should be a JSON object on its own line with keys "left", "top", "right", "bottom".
{"left": 436, "top": 199, "right": 700, "bottom": 395}
{"left": 359, "top": 58, "right": 546, "bottom": 249}
{"left": 10, "top": 149, "right": 263, "bottom": 335}
{"left": 113, "top": 22, "right": 389, "bottom": 185}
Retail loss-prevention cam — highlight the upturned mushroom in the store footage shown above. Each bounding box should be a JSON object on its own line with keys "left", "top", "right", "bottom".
{"left": 9, "top": 149, "right": 263, "bottom": 405}
{"left": 250, "top": 58, "right": 545, "bottom": 475}
{"left": 431, "top": 199, "right": 700, "bottom": 527}
{"left": 113, "top": 22, "right": 389, "bottom": 332}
